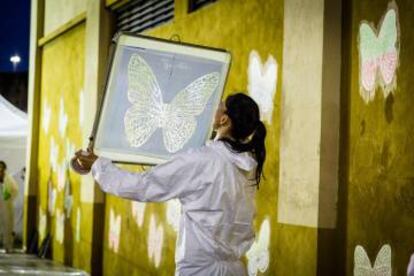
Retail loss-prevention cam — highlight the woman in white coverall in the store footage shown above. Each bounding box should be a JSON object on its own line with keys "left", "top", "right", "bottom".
{"left": 0, "top": 161, "right": 18, "bottom": 252}
{"left": 75, "top": 93, "right": 267, "bottom": 275}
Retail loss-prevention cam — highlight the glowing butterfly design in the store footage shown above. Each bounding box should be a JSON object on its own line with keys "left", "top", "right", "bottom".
{"left": 48, "top": 177, "right": 56, "bottom": 215}
{"left": 131, "top": 201, "right": 146, "bottom": 228}
{"left": 49, "top": 137, "right": 58, "bottom": 172}
{"left": 59, "top": 99, "right": 68, "bottom": 138}
{"left": 359, "top": 7, "right": 399, "bottom": 103}
{"left": 166, "top": 199, "right": 181, "bottom": 232}
{"left": 42, "top": 101, "right": 51, "bottom": 134}
{"left": 124, "top": 54, "right": 220, "bottom": 153}
{"left": 108, "top": 209, "right": 121, "bottom": 253}
{"left": 246, "top": 219, "right": 271, "bottom": 276}
{"left": 64, "top": 177, "right": 73, "bottom": 218}
{"left": 79, "top": 89, "right": 84, "bottom": 126}
{"left": 248, "top": 50, "right": 278, "bottom": 124}
{"left": 57, "top": 163, "right": 66, "bottom": 192}
{"left": 38, "top": 207, "right": 46, "bottom": 241}
{"left": 55, "top": 209, "right": 65, "bottom": 244}
{"left": 147, "top": 215, "right": 164, "bottom": 267}
{"left": 354, "top": 244, "right": 391, "bottom": 276}
{"left": 76, "top": 208, "right": 81, "bottom": 242}
{"left": 65, "top": 140, "right": 75, "bottom": 164}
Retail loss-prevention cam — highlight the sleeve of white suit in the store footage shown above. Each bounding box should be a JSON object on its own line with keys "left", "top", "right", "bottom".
{"left": 91, "top": 150, "right": 214, "bottom": 202}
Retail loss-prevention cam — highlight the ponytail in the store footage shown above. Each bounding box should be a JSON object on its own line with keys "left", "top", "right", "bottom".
{"left": 219, "top": 93, "right": 267, "bottom": 187}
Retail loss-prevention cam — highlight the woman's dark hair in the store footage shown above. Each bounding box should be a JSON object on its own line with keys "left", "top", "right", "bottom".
{"left": 219, "top": 93, "right": 266, "bottom": 187}
{"left": 0, "top": 161, "right": 6, "bottom": 170}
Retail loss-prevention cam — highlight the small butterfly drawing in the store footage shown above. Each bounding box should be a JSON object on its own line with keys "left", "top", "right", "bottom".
{"left": 124, "top": 54, "right": 220, "bottom": 153}
{"left": 57, "top": 163, "right": 66, "bottom": 192}
{"left": 248, "top": 50, "right": 278, "bottom": 124}
{"left": 38, "top": 207, "right": 47, "bottom": 241}
{"left": 59, "top": 98, "right": 68, "bottom": 138}
{"left": 49, "top": 137, "right": 58, "bottom": 172}
{"left": 246, "top": 219, "right": 271, "bottom": 276}
{"left": 55, "top": 209, "right": 65, "bottom": 244}
{"left": 147, "top": 215, "right": 164, "bottom": 267}
{"left": 131, "top": 201, "right": 146, "bottom": 228}
{"left": 109, "top": 209, "right": 121, "bottom": 253}
{"left": 359, "top": 6, "right": 399, "bottom": 103}
{"left": 47, "top": 178, "right": 56, "bottom": 215}
{"left": 42, "top": 101, "right": 51, "bottom": 134}
{"left": 354, "top": 244, "right": 392, "bottom": 276}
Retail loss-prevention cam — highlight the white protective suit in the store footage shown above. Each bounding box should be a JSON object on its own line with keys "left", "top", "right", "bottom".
{"left": 92, "top": 140, "right": 257, "bottom": 275}
{"left": 0, "top": 173, "right": 18, "bottom": 250}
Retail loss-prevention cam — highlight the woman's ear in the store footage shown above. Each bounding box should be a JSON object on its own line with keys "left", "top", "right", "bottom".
{"left": 220, "top": 114, "right": 230, "bottom": 127}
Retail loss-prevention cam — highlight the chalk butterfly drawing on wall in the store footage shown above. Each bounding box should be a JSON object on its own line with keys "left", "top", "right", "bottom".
{"left": 166, "top": 199, "right": 181, "bottom": 232}
{"left": 42, "top": 101, "right": 51, "bottom": 134}
{"left": 246, "top": 219, "right": 271, "bottom": 276}
{"left": 64, "top": 177, "right": 73, "bottom": 218}
{"left": 48, "top": 176, "right": 56, "bottom": 215}
{"left": 49, "top": 137, "right": 58, "bottom": 172}
{"left": 58, "top": 98, "right": 68, "bottom": 138}
{"left": 108, "top": 209, "right": 121, "bottom": 253}
{"left": 55, "top": 209, "right": 65, "bottom": 244}
{"left": 38, "top": 207, "right": 47, "bottom": 241}
{"left": 248, "top": 50, "right": 278, "bottom": 124}
{"left": 131, "top": 201, "right": 146, "bottom": 228}
{"left": 359, "top": 4, "right": 400, "bottom": 104}
{"left": 124, "top": 54, "right": 219, "bottom": 153}
{"left": 354, "top": 244, "right": 392, "bottom": 276}
{"left": 148, "top": 215, "right": 164, "bottom": 268}
{"left": 93, "top": 34, "right": 230, "bottom": 165}
{"left": 57, "top": 162, "right": 66, "bottom": 192}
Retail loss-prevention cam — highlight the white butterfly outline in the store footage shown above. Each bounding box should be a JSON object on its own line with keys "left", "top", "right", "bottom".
{"left": 124, "top": 54, "right": 220, "bottom": 153}
{"left": 248, "top": 50, "right": 278, "bottom": 124}
{"left": 108, "top": 209, "right": 121, "bottom": 253}
{"left": 42, "top": 101, "right": 51, "bottom": 134}
{"left": 147, "top": 215, "right": 164, "bottom": 267}
{"left": 55, "top": 209, "right": 65, "bottom": 244}
{"left": 246, "top": 219, "right": 271, "bottom": 276}
{"left": 131, "top": 201, "right": 146, "bottom": 228}
{"left": 354, "top": 244, "right": 392, "bottom": 276}
{"left": 359, "top": 5, "right": 399, "bottom": 103}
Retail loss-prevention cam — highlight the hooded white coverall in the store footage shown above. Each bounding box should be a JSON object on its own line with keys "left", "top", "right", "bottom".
{"left": 0, "top": 173, "right": 18, "bottom": 251}
{"left": 92, "top": 141, "right": 257, "bottom": 275}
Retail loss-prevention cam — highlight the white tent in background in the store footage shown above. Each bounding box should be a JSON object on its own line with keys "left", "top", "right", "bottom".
{"left": 0, "top": 94, "right": 27, "bottom": 241}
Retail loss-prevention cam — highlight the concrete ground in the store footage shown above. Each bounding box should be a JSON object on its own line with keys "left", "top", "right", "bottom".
{"left": 0, "top": 250, "right": 88, "bottom": 275}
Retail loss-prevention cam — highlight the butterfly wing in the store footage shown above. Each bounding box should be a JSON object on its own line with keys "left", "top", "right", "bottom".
{"left": 354, "top": 245, "right": 374, "bottom": 276}
{"left": 359, "top": 23, "right": 380, "bottom": 97}
{"left": 162, "top": 72, "right": 220, "bottom": 153}
{"left": 373, "top": 244, "right": 392, "bottom": 276}
{"left": 378, "top": 8, "right": 398, "bottom": 90}
{"left": 124, "top": 54, "right": 163, "bottom": 147}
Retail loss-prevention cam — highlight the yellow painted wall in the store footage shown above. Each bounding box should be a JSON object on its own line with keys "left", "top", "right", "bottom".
{"left": 37, "top": 24, "right": 89, "bottom": 270}
{"left": 344, "top": 0, "right": 414, "bottom": 274}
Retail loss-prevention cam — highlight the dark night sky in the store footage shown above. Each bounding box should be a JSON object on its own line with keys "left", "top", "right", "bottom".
{"left": 0, "top": 0, "right": 31, "bottom": 72}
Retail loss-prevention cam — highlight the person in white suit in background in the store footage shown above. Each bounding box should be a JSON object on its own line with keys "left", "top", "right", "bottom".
{"left": 75, "top": 93, "right": 267, "bottom": 275}
{"left": 0, "top": 161, "right": 19, "bottom": 252}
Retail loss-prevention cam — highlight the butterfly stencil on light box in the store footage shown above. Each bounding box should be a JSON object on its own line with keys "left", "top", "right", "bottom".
{"left": 359, "top": 4, "right": 400, "bottom": 104}
{"left": 124, "top": 54, "right": 220, "bottom": 153}
{"left": 354, "top": 244, "right": 392, "bottom": 276}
